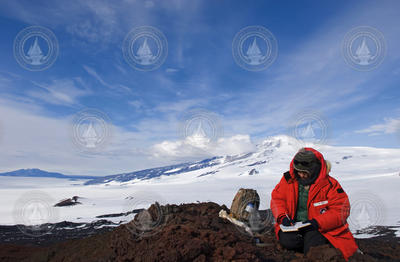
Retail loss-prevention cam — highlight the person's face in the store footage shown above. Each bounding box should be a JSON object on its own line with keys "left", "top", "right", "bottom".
{"left": 297, "top": 171, "right": 310, "bottom": 179}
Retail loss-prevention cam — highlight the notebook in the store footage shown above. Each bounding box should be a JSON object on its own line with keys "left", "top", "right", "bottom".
{"left": 280, "top": 221, "right": 311, "bottom": 232}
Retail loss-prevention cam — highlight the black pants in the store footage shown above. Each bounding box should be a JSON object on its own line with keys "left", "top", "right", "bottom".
{"left": 278, "top": 228, "right": 330, "bottom": 254}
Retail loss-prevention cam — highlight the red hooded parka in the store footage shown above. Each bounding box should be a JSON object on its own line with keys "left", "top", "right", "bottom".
{"left": 270, "top": 148, "right": 358, "bottom": 260}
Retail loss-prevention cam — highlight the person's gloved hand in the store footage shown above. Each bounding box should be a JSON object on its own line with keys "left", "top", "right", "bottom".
{"left": 281, "top": 217, "right": 295, "bottom": 226}
{"left": 305, "top": 219, "right": 319, "bottom": 230}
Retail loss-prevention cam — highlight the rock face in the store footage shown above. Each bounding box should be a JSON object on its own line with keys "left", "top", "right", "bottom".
{"left": 0, "top": 202, "right": 399, "bottom": 262}
{"left": 248, "top": 168, "right": 259, "bottom": 176}
{"left": 54, "top": 197, "right": 82, "bottom": 207}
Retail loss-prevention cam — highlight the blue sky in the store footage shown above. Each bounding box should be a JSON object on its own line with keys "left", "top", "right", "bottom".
{"left": 0, "top": 0, "right": 399, "bottom": 175}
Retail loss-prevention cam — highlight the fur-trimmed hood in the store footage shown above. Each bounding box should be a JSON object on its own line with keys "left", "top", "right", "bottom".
{"left": 288, "top": 148, "right": 331, "bottom": 184}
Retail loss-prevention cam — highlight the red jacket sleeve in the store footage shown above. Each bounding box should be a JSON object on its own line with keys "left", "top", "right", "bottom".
{"left": 271, "top": 176, "right": 289, "bottom": 224}
{"left": 313, "top": 177, "right": 350, "bottom": 232}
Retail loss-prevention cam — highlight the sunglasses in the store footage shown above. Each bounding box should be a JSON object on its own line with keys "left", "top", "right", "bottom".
{"left": 294, "top": 160, "right": 311, "bottom": 167}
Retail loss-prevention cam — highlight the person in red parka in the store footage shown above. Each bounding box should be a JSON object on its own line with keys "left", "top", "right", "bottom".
{"left": 270, "top": 147, "right": 358, "bottom": 260}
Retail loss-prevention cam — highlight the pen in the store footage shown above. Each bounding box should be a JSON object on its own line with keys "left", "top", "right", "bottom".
{"left": 285, "top": 213, "right": 293, "bottom": 226}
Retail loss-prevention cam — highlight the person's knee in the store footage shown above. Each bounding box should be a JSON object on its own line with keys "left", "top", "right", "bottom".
{"left": 278, "top": 230, "right": 303, "bottom": 250}
{"left": 303, "top": 229, "right": 329, "bottom": 254}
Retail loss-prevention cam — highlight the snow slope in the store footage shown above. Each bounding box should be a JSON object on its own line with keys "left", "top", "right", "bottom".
{"left": 0, "top": 135, "right": 399, "bottom": 238}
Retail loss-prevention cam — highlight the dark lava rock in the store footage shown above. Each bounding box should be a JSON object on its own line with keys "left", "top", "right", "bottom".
{"left": 54, "top": 197, "right": 82, "bottom": 207}
{"left": 0, "top": 202, "right": 399, "bottom": 262}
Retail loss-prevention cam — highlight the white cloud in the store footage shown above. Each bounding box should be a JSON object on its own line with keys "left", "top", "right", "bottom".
{"left": 154, "top": 99, "right": 206, "bottom": 113}
{"left": 83, "top": 65, "right": 133, "bottom": 94}
{"left": 1, "top": 0, "right": 203, "bottom": 46}
{"left": 66, "top": 19, "right": 113, "bottom": 43}
{"left": 83, "top": 65, "right": 109, "bottom": 86}
{"left": 213, "top": 135, "right": 256, "bottom": 155}
{"left": 29, "top": 78, "right": 90, "bottom": 106}
{"left": 0, "top": 98, "right": 163, "bottom": 176}
{"left": 201, "top": 1, "right": 400, "bottom": 139}
{"left": 165, "top": 68, "right": 179, "bottom": 73}
{"left": 356, "top": 118, "right": 400, "bottom": 135}
{"left": 151, "top": 134, "right": 255, "bottom": 160}
{"left": 128, "top": 100, "right": 144, "bottom": 110}
{"left": 0, "top": 0, "right": 399, "bottom": 174}
{"left": 2, "top": 0, "right": 120, "bottom": 44}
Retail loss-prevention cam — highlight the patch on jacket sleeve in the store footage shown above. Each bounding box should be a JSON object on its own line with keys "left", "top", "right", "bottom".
{"left": 337, "top": 188, "right": 344, "bottom": 193}
{"left": 313, "top": 200, "right": 328, "bottom": 206}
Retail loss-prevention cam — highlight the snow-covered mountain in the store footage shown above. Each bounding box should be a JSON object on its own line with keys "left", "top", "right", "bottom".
{"left": 84, "top": 157, "right": 223, "bottom": 185}
{"left": 1, "top": 135, "right": 399, "bottom": 239}
{"left": 80, "top": 135, "right": 297, "bottom": 186}
{"left": 85, "top": 135, "right": 400, "bottom": 187}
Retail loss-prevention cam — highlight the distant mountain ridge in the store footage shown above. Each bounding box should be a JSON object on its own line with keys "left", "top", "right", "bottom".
{"left": 0, "top": 157, "right": 225, "bottom": 184}
{"left": 0, "top": 156, "right": 225, "bottom": 184}
{"left": 0, "top": 168, "right": 96, "bottom": 180}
